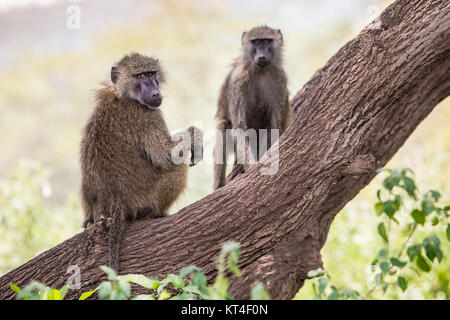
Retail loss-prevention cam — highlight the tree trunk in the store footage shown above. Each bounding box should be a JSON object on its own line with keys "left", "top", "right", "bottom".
{"left": 0, "top": 0, "right": 449, "bottom": 300}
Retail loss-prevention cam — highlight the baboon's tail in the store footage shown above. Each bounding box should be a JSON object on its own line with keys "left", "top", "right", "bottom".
{"left": 213, "top": 119, "right": 231, "bottom": 190}
{"left": 108, "top": 205, "right": 127, "bottom": 272}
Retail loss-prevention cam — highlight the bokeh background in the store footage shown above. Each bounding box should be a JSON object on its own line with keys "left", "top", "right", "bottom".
{"left": 0, "top": 0, "right": 448, "bottom": 299}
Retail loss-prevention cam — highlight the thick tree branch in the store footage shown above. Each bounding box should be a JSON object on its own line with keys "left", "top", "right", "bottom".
{"left": 0, "top": 0, "right": 449, "bottom": 300}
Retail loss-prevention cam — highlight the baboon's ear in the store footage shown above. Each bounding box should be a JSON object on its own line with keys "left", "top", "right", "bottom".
{"left": 241, "top": 32, "right": 247, "bottom": 46}
{"left": 111, "top": 66, "right": 118, "bottom": 84}
{"left": 277, "top": 29, "right": 283, "bottom": 43}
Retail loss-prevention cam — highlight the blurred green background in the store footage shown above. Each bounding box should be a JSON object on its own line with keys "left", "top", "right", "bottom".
{"left": 0, "top": 0, "right": 448, "bottom": 299}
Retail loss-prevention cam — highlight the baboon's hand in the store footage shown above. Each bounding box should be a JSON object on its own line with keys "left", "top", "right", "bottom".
{"left": 188, "top": 126, "right": 203, "bottom": 167}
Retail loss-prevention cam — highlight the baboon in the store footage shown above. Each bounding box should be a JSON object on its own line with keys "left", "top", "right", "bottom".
{"left": 80, "top": 53, "right": 203, "bottom": 271}
{"left": 213, "top": 26, "right": 291, "bottom": 190}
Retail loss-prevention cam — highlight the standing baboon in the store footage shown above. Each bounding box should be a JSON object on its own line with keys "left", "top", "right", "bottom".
{"left": 213, "top": 26, "right": 291, "bottom": 190}
{"left": 80, "top": 53, "right": 203, "bottom": 271}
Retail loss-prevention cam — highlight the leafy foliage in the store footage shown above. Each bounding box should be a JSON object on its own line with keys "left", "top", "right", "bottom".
{"left": 308, "top": 168, "right": 449, "bottom": 299}
{"left": 6, "top": 167, "right": 449, "bottom": 300}
{"left": 0, "top": 160, "right": 82, "bottom": 275}
{"left": 10, "top": 241, "right": 270, "bottom": 300}
{"left": 11, "top": 282, "right": 68, "bottom": 300}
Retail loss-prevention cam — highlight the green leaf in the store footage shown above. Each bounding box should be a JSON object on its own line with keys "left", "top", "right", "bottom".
{"left": 10, "top": 284, "right": 21, "bottom": 294}
{"left": 429, "top": 190, "right": 441, "bottom": 202}
{"left": 250, "top": 283, "right": 270, "bottom": 300}
{"left": 163, "top": 274, "right": 185, "bottom": 289}
{"left": 377, "top": 222, "right": 388, "bottom": 242}
{"left": 228, "top": 264, "right": 241, "bottom": 277}
{"left": 375, "top": 273, "right": 382, "bottom": 286}
{"left": 400, "top": 168, "right": 415, "bottom": 176}
{"left": 383, "top": 175, "right": 399, "bottom": 191}
{"left": 424, "top": 244, "right": 437, "bottom": 262}
{"left": 383, "top": 201, "right": 396, "bottom": 216}
{"left": 383, "top": 200, "right": 400, "bottom": 222}
{"left": 382, "top": 283, "right": 389, "bottom": 293}
{"left": 390, "top": 257, "right": 407, "bottom": 268}
{"left": 312, "top": 283, "right": 318, "bottom": 298}
{"left": 379, "top": 261, "right": 390, "bottom": 274}
{"left": 376, "top": 189, "right": 382, "bottom": 201}
{"left": 79, "top": 289, "right": 97, "bottom": 300}
{"left": 97, "top": 281, "right": 112, "bottom": 299}
{"left": 58, "top": 285, "right": 68, "bottom": 300}
{"left": 221, "top": 241, "right": 240, "bottom": 256}
{"left": 408, "top": 264, "right": 420, "bottom": 276}
{"left": 179, "top": 266, "right": 202, "bottom": 279}
{"left": 378, "top": 248, "right": 388, "bottom": 259}
{"left": 50, "top": 289, "right": 61, "bottom": 300}
{"left": 327, "top": 286, "right": 340, "bottom": 300}
{"left": 432, "top": 234, "right": 440, "bottom": 246}
{"left": 184, "top": 285, "right": 210, "bottom": 299}
{"left": 117, "top": 279, "right": 131, "bottom": 298}
{"left": 401, "top": 177, "right": 416, "bottom": 197}
{"left": 423, "top": 236, "right": 442, "bottom": 263}
{"left": 158, "top": 290, "right": 171, "bottom": 300}
{"left": 435, "top": 247, "right": 443, "bottom": 263}
{"left": 191, "top": 272, "right": 207, "bottom": 292}
{"left": 421, "top": 199, "right": 434, "bottom": 215}
{"left": 227, "top": 249, "right": 241, "bottom": 277}
{"left": 213, "top": 276, "right": 229, "bottom": 298}
{"left": 397, "top": 276, "right": 407, "bottom": 292}
{"left": 99, "top": 265, "right": 117, "bottom": 281}
{"left": 151, "top": 279, "right": 161, "bottom": 291}
{"left": 109, "top": 283, "right": 130, "bottom": 300}
{"left": 217, "top": 241, "right": 241, "bottom": 277}
{"left": 427, "top": 247, "right": 443, "bottom": 263}
{"left": 374, "top": 202, "right": 383, "bottom": 216}
{"left": 120, "top": 274, "right": 158, "bottom": 290}
{"left": 44, "top": 290, "right": 54, "bottom": 300}
{"left": 307, "top": 268, "right": 326, "bottom": 278}
{"left": 183, "top": 285, "right": 203, "bottom": 296}
{"left": 407, "top": 244, "right": 421, "bottom": 261}
{"left": 16, "top": 281, "right": 48, "bottom": 300}
{"left": 341, "top": 288, "right": 362, "bottom": 300}
{"left": 431, "top": 217, "right": 439, "bottom": 226}
{"left": 446, "top": 225, "right": 450, "bottom": 241}
{"left": 411, "top": 209, "right": 425, "bottom": 225}
{"left": 318, "top": 277, "right": 328, "bottom": 294}
{"left": 416, "top": 254, "right": 431, "bottom": 272}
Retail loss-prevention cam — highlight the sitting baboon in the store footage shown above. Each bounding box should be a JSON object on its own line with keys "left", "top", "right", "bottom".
{"left": 80, "top": 53, "right": 203, "bottom": 271}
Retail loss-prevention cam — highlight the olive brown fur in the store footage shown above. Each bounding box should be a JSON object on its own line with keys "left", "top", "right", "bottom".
{"left": 80, "top": 53, "right": 202, "bottom": 271}
{"left": 214, "top": 26, "right": 291, "bottom": 190}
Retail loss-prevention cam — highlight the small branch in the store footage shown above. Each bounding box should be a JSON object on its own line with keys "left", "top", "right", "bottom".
{"left": 364, "top": 223, "right": 418, "bottom": 299}
{"left": 398, "top": 223, "right": 418, "bottom": 258}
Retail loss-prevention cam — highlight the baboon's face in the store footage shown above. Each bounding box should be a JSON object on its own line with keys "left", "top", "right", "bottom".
{"left": 250, "top": 38, "right": 274, "bottom": 69}
{"left": 129, "top": 71, "right": 162, "bottom": 108}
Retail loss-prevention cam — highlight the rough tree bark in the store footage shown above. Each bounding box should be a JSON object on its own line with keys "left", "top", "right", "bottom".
{"left": 0, "top": 0, "right": 449, "bottom": 300}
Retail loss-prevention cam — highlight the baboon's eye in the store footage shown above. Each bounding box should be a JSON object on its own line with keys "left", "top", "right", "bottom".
{"left": 264, "top": 39, "right": 271, "bottom": 44}
{"left": 136, "top": 74, "right": 144, "bottom": 79}
{"left": 146, "top": 72, "right": 155, "bottom": 78}
{"left": 253, "top": 39, "right": 261, "bottom": 45}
